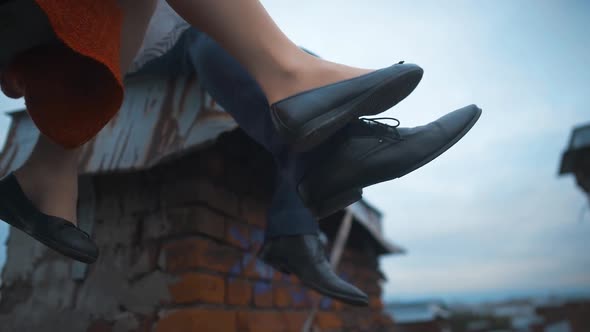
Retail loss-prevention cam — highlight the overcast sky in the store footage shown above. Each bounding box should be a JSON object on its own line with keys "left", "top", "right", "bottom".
{"left": 1, "top": 0, "right": 589, "bottom": 302}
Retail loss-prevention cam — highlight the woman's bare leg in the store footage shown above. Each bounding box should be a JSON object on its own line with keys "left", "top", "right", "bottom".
{"left": 166, "top": 0, "right": 373, "bottom": 104}
{"left": 13, "top": 135, "right": 80, "bottom": 223}
{"left": 11, "top": 0, "right": 156, "bottom": 224}
{"left": 118, "top": 0, "right": 158, "bottom": 73}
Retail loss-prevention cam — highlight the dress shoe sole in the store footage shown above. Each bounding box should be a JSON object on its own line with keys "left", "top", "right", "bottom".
{"left": 271, "top": 66, "right": 423, "bottom": 152}
{"left": 0, "top": 204, "right": 97, "bottom": 264}
{"left": 301, "top": 105, "right": 482, "bottom": 218}
{"left": 260, "top": 257, "right": 369, "bottom": 307}
{"left": 310, "top": 187, "right": 363, "bottom": 219}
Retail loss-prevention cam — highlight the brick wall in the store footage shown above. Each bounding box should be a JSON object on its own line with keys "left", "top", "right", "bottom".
{"left": 0, "top": 130, "right": 395, "bottom": 332}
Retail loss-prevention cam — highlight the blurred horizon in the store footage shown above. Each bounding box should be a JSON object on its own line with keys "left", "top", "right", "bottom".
{"left": 1, "top": 0, "right": 589, "bottom": 305}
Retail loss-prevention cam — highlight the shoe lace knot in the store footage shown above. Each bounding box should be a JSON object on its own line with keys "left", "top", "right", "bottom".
{"left": 360, "top": 117, "right": 402, "bottom": 141}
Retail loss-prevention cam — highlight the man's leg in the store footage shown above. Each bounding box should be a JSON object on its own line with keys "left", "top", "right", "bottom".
{"left": 188, "top": 30, "right": 369, "bottom": 306}
{"left": 127, "top": 27, "right": 319, "bottom": 239}
{"left": 186, "top": 30, "right": 319, "bottom": 239}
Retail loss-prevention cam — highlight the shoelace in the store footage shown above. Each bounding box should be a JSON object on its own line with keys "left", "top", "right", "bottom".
{"left": 360, "top": 117, "right": 403, "bottom": 141}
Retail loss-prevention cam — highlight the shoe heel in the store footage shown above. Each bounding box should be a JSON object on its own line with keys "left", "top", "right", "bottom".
{"left": 312, "top": 188, "right": 362, "bottom": 219}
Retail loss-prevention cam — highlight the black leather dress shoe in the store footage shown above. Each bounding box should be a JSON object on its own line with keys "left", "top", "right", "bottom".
{"left": 0, "top": 173, "right": 98, "bottom": 263}
{"left": 299, "top": 104, "right": 482, "bottom": 218}
{"left": 270, "top": 62, "right": 423, "bottom": 152}
{"left": 258, "top": 234, "right": 369, "bottom": 306}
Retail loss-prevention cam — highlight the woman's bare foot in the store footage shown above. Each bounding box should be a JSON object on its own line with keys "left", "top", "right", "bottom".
{"left": 4, "top": 137, "right": 97, "bottom": 263}
{"left": 10, "top": 134, "right": 81, "bottom": 224}
{"left": 13, "top": 168, "right": 78, "bottom": 224}
{"left": 263, "top": 52, "right": 375, "bottom": 105}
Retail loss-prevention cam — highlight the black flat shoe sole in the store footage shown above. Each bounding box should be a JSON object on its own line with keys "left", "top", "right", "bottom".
{"left": 260, "top": 256, "right": 369, "bottom": 307}
{"left": 0, "top": 174, "right": 98, "bottom": 264}
{"left": 301, "top": 105, "right": 483, "bottom": 217}
{"left": 310, "top": 188, "right": 363, "bottom": 219}
{"left": 0, "top": 207, "right": 97, "bottom": 264}
{"left": 271, "top": 66, "right": 423, "bottom": 152}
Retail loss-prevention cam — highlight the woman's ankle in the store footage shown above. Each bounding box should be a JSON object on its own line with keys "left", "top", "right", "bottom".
{"left": 261, "top": 56, "right": 374, "bottom": 105}
{"left": 13, "top": 166, "right": 79, "bottom": 223}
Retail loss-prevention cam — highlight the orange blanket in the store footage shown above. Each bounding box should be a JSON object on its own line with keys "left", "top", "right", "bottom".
{"left": 1, "top": 0, "right": 124, "bottom": 149}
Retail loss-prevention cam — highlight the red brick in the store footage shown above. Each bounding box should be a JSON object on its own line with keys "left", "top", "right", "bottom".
{"left": 169, "top": 272, "right": 225, "bottom": 304}
{"left": 226, "top": 278, "right": 252, "bottom": 306}
{"left": 156, "top": 308, "right": 236, "bottom": 332}
{"left": 288, "top": 284, "right": 311, "bottom": 309}
{"left": 242, "top": 253, "right": 274, "bottom": 280}
{"left": 121, "top": 176, "right": 159, "bottom": 215}
{"left": 273, "top": 285, "right": 291, "bottom": 308}
{"left": 223, "top": 161, "right": 255, "bottom": 195}
{"left": 358, "top": 315, "right": 372, "bottom": 331}
{"left": 315, "top": 312, "right": 343, "bottom": 330}
{"left": 225, "top": 220, "right": 250, "bottom": 250}
{"left": 370, "top": 312, "right": 388, "bottom": 328}
{"left": 308, "top": 290, "right": 322, "bottom": 305}
{"left": 288, "top": 275, "right": 301, "bottom": 285}
{"left": 161, "top": 176, "right": 201, "bottom": 207}
{"left": 330, "top": 297, "right": 344, "bottom": 311}
{"left": 242, "top": 254, "right": 257, "bottom": 279}
{"left": 362, "top": 281, "right": 381, "bottom": 296}
{"left": 385, "top": 315, "right": 396, "bottom": 327}
{"left": 253, "top": 281, "right": 273, "bottom": 308}
{"left": 337, "top": 262, "right": 357, "bottom": 280}
{"left": 237, "top": 311, "right": 286, "bottom": 332}
{"left": 162, "top": 237, "right": 241, "bottom": 273}
{"left": 282, "top": 312, "right": 308, "bottom": 332}
{"left": 195, "top": 178, "right": 240, "bottom": 217}
{"left": 199, "top": 150, "right": 225, "bottom": 178}
{"left": 248, "top": 227, "right": 265, "bottom": 252}
{"left": 369, "top": 296, "right": 383, "bottom": 310}
{"left": 240, "top": 196, "right": 267, "bottom": 227}
{"left": 272, "top": 269, "right": 290, "bottom": 282}
{"left": 166, "top": 206, "right": 226, "bottom": 240}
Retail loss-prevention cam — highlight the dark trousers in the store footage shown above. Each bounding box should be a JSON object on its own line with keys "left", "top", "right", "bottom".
{"left": 134, "top": 28, "right": 319, "bottom": 238}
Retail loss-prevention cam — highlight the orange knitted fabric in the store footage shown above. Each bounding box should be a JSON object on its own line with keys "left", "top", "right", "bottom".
{"left": 0, "top": 0, "right": 124, "bottom": 149}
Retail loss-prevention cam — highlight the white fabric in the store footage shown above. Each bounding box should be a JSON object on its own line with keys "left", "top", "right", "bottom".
{"left": 128, "top": 0, "right": 190, "bottom": 74}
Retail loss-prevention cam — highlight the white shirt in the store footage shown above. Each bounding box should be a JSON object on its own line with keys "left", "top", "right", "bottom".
{"left": 128, "top": 0, "right": 190, "bottom": 74}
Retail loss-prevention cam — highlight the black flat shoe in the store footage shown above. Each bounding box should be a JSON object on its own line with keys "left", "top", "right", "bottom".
{"left": 259, "top": 234, "right": 369, "bottom": 306}
{"left": 0, "top": 173, "right": 98, "bottom": 263}
{"left": 299, "top": 104, "right": 482, "bottom": 218}
{"left": 270, "top": 62, "right": 424, "bottom": 152}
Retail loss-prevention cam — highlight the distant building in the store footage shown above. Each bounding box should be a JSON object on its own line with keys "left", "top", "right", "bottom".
{"left": 559, "top": 123, "right": 590, "bottom": 200}
{"left": 482, "top": 300, "right": 543, "bottom": 332}
{"left": 385, "top": 301, "right": 451, "bottom": 332}
{"left": 530, "top": 300, "right": 590, "bottom": 332}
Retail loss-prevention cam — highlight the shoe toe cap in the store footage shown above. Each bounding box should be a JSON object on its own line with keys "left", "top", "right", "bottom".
{"left": 337, "top": 283, "right": 369, "bottom": 306}
{"left": 321, "top": 273, "right": 369, "bottom": 306}
{"left": 58, "top": 226, "right": 99, "bottom": 262}
{"left": 436, "top": 104, "right": 482, "bottom": 137}
{"left": 396, "top": 62, "right": 424, "bottom": 76}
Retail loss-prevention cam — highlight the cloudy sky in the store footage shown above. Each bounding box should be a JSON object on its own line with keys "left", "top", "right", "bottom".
{"left": 1, "top": 0, "right": 589, "bottom": 302}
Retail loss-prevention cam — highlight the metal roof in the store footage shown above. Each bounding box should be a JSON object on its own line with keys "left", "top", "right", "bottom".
{"left": 0, "top": 74, "right": 237, "bottom": 177}
{"left": 347, "top": 200, "right": 405, "bottom": 255}
{"left": 0, "top": 73, "right": 403, "bottom": 255}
